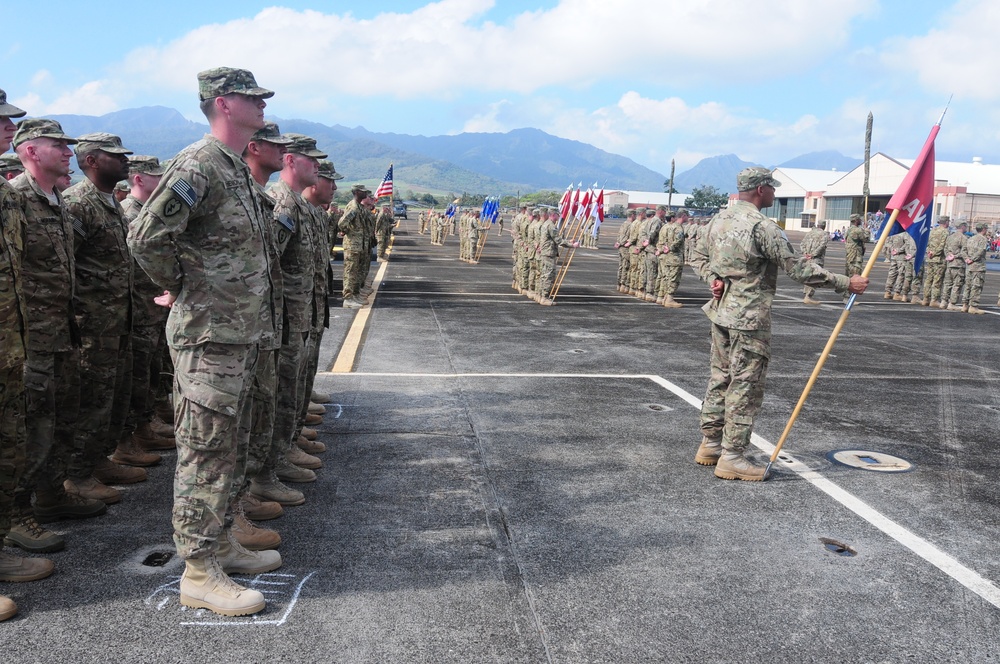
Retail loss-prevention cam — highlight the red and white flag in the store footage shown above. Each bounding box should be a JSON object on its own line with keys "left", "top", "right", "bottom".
{"left": 375, "top": 164, "right": 394, "bottom": 199}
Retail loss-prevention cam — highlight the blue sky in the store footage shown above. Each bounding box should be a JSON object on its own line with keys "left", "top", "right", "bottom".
{"left": 3, "top": 0, "right": 997, "bottom": 177}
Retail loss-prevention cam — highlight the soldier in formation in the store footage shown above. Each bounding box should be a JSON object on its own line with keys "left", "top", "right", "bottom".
{"left": 800, "top": 220, "right": 829, "bottom": 305}
{"left": 375, "top": 204, "right": 394, "bottom": 262}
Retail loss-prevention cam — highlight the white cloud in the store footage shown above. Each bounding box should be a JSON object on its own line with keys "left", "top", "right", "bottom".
{"left": 881, "top": 0, "right": 1000, "bottom": 100}
{"left": 35, "top": 81, "right": 121, "bottom": 116}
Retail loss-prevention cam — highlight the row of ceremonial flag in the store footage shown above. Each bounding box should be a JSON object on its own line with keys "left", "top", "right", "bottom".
{"left": 557, "top": 183, "right": 605, "bottom": 237}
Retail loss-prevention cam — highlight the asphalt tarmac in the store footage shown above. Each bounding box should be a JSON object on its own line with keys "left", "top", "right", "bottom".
{"left": 5, "top": 217, "right": 1000, "bottom": 663}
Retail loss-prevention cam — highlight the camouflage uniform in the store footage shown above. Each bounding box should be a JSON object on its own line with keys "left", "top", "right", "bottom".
{"left": 63, "top": 156, "right": 136, "bottom": 480}
{"left": 536, "top": 215, "right": 572, "bottom": 301}
{"left": 655, "top": 215, "right": 685, "bottom": 302}
{"left": 626, "top": 211, "right": 646, "bottom": 294}
{"left": 615, "top": 214, "right": 636, "bottom": 290}
{"left": 525, "top": 213, "right": 544, "bottom": 295}
{"left": 339, "top": 197, "right": 367, "bottom": 301}
{"left": 844, "top": 221, "right": 867, "bottom": 277}
{"left": 942, "top": 228, "right": 968, "bottom": 306}
{"left": 128, "top": 134, "right": 272, "bottom": 560}
{"left": 10, "top": 166, "right": 81, "bottom": 508}
{"left": 691, "top": 199, "right": 849, "bottom": 453}
{"left": 962, "top": 229, "right": 989, "bottom": 310}
{"left": 269, "top": 178, "right": 317, "bottom": 466}
{"left": 0, "top": 176, "right": 28, "bottom": 541}
{"left": 799, "top": 225, "right": 829, "bottom": 299}
{"left": 376, "top": 208, "right": 394, "bottom": 260}
{"left": 640, "top": 212, "right": 664, "bottom": 298}
{"left": 883, "top": 233, "right": 914, "bottom": 298}
{"left": 922, "top": 222, "right": 949, "bottom": 304}
{"left": 296, "top": 202, "right": 334, "bottom": 442}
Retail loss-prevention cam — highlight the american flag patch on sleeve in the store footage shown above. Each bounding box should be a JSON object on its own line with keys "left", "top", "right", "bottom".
{"left": 72, "top": 216, "right": 86, "bottom": 238}
{"left": 170, "top": 179, "right": 197, "bottom": 207}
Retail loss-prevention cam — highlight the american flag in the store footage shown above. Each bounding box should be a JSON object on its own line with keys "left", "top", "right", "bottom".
{"left": 374, "top": 164, "right": 394, "bottom": 199}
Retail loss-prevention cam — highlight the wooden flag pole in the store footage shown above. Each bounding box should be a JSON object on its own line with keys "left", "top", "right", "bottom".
{"left": 474, "top": 218, "right": 489, "bottom": 262}
{"left": 551, "top": 213, "right": 588, "bottom": 299}
{"left": 763, "top": 208, "right": 900, "bottom": 478}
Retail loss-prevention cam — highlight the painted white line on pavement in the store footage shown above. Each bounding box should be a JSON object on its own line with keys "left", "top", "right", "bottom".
{"left": 330, "top": 260, "right": 390, "bottom": 373}
{"left": 647, "top": 373, "right": 1000, "bottom": 611}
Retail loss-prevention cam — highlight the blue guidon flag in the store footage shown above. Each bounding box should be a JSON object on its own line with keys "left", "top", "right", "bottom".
{"left": 880, "top": 122, "right": 941, "bottom": 274}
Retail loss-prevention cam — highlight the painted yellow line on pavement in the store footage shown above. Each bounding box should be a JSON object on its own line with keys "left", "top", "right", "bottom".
{"left": 330, "top": 259, "right": 390, "bottom": 373}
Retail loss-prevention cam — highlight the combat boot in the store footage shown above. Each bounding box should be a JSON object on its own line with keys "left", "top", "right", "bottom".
{"left": 538, "top": 298, "right": 554, "bottom": 306}
{"left": 274, "top": 458, "right": 316, "bottom": 484}
{"left": 694, "top": 437, "right": 724, "bottom": 466}
{"left": 803, "top": 296, "right": 821, "bottom": 305}
{"left": 311, "top": 390, "right": 331, "bottom": 404}
{"left": 250, "top": 470, "right": 306, "bottom": 506}
{"left": 64, "top": 476, "right": 121, "bottom": 505}
{"left": 892, "top": 293, "right": 904, "bottom": 301}
{"left": 217, "top": 528, "right": 282, "bottom": 574}
{"left": 93, "top": 457, "right": 147, "bottom": 485}
{"left": 304, "top": 412, "right": 323, "bottom": 426}
{"left": 962, "top": 303, "right": 970, "bottom": 313}
{"left": 663, "top": 295, "right": 683, "bottom": 309}
{"left": 920, "top": 297, "right": 930, "bottom": 306}
{"left": 307, "top": 402, "right": 326, "bottom": 415}
{"left": 34, "top": 488, "right": 107, "bottom": 523}
{"left": 714, "top": 450, "right": 767, "bottom": 482}
{"left": 655, "top": 296, "right": 665, "bottom": 305}
{"left": 154, "top": 401, "right": 174, "bottom": 425}
{"left": 286, "top": 445, "right": 322, "bottom": 470}
{"left": 4, "top": 510, "right": 64, "bottom": 552}
{"left": 301, "top": 426, "right": 318, "bottom": 441}
{"left": 240, "top": 491, "right": 283, "bottom": 521}
{"left": 132, "top": 421, "right": 175, "bottom": 451}
{"left": 111, "top": 432, "right": 162, "bottom": 467}
{"left": 968, "top": 306, "right": 985, "bottom": 315}
{"left": 231, "top": 504, "right": 281, "bottom": 551}
{"left": 343, "top": 298, "right": 363, "bottom": 309}
{"left": 0, "top": 596, "right": 15, "bottom": 622}
{"left": 644, "top": 293, "right": 656, "bottom": 303}
{"left": 296, "top": 435, "right": 326, "bottom": 454}
{"left": 0, "top": 550, "right": 55, "bottom": 582}
{"left": 948, "top": 303, "right": 964, "bottom": 311}
{"left": 149, "top": 415, "right": 175, "bottom": 438}
{"left": 883, "top": 291, "right": 892, "bottom": 299}
{"left": 179, "top": 555, "right": 265, "bottom": 617}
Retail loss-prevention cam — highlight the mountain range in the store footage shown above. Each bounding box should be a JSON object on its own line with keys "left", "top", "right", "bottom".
{"left": 44, "top": 106, "right": 860, "bottom": 197}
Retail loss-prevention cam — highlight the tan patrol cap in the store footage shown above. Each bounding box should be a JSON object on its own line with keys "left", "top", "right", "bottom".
{"left": 197, "top": 67, "right": 274, "bottom": 101}
{"left": 13, "top": 118, "right": 77, "bottom": 147}
{"left": 0, "top": 89, "right": 26, "bottom": 118}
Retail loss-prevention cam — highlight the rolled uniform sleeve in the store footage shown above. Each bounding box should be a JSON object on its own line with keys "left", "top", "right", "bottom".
{"left": 755, "top": 223, "right": 849, "bottom": 293}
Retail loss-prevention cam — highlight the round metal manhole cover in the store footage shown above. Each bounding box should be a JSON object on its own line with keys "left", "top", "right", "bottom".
{"left": 827, "top": 450, "right": 913, "bottom": 473}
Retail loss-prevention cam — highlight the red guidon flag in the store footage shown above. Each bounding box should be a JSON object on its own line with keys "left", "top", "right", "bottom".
{"left": 375, "top": 164, "right": 394, "bottom": 199}
{"left": 883, "top": 123, "right": 940, "bottom": 273}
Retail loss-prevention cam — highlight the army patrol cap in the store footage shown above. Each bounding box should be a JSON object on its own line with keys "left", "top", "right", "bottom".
{"left": 645, "top": 209, "right": 655, "bottom": 217}
{"left": 114, "top": 181, "right": 130, "bottom": 192}
{"left": 817, "top": 219, "right": 827, "bottom": 229}
{"left": 317, "top": 160, "right": 344, "bottom": 181}
{"left": 13, "top": 118, "right": 78, "bottom": 147}
{"left": 938, "top": 215, "right": 950, "bottom": 223}
{"left": 675, "top": 207, "right": 690, "bottom": 217}
{"left": 128, "top": 155, "right": 166, "bottom": 176}
{"left": 656, "top": 205, "right": 667, "bottom": 212}
{"left": 0, "top": 89, "right": 26, "bottom": 118}
{"left": 0, "top": 152, "right": 23, "bottom": 175}
{"left": 956, "top": 221, "right": 968, "bottom": 228}
{"left": 283, "top": 133, "right": 327, "bottom": 159}
{"left": 75, "top": 132, "right": 133, "bottom": 156}
{"left": 626, "top": 209, "right": 636, "bottom": 217}
{"left": 849, "top": 213, "right": 863, "bottom": 222}
{"left": 251, "top": 121, "right": 293, "bottom": 145}
{"left": 197, "top": 67, "right": 274, "bottom": 101}
{"left": 351, "top": 183, "right": 368, "bottom": 195}
{"left": 736, "top": 166, "right": 781, "bottom": 192}
{"left": 975, "top": 222, "right": 987, "bottom": 232}
{"left": 531, "top": 208, "right": 542, "bottom": 216}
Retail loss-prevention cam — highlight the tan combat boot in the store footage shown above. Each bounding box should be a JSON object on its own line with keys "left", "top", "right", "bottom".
{"left": 962, "top": 303, "right": 970, "bottom": 313}
{"left": 663, "top": 295, "right": 683, "bottom": 308}
{"left": 803, "top": 296, "right": 821, "bottom": 305}
{"left": 217, "top": 528, "right": 282, "bottom": 574}
{"left": 251, "top": 469, "right": 307, "bottom": 505}
{"left": 0, "top": 596, "right": 15, "bottom": 622}
{"left": 296, "top": 435, "right": 326, "bottom": 455}
{"left": 311, "top": 390, "right": 331, "bottom": 404}
{"left": 111, "top": 432, "right": 162, "bottom": 467}
{"left": 274, "top": 458, "right": 316, "bottom": 484}
{"left": 694, "top": 437, "right": 724, "bottom": 466}
{"left": 307, "top": 402, "right": 326, "bottom": 415}
{"left": 300, "top": 427, "right": 318, "bottom": 441}
{"left": 0, "top": 550, "right": 55, "bottom": 582}
{"left": 231, "top": 503, "right": 281, "bottom": 551}
{"left": 240, "top": 491, "right": 283, "bottom": 521}
{"left": 714, "top": 449, "right": 767, "bottom": 481}
{"left": 149, "top": 415, "right": 175, "bottom": 438}
{"left": 132, "top": 421, "right": 175, "bottom": 451}
{"left": 919, "top": 297, "right": 930, "bottom": 306}
{"left": 655, "top": 296, "right": 665, "bottom": 305}
{"left": 304, "top": 412, "right": 323, "bottom": 426}
{"left": 286, "top": 445, "right": 322, "bottom": 470}
{"left": 93, "top": 457, "right": 147, "bottom": 485}
{"left": 883, "top": 291, "right": 892, "bottom": 300}
{"left": 538, "top": 298, "right": 555, "bottom": 306}
{"left": 64, "top": 476, "right": 121, "bottom": 505}
{"left": 644, "top": 293, "right": 656, "bottom": 302}
{"left": 968, "top": 306, "right": 985, "bottom": 314}
{"left": 179, "top": 555, "right": 266, "bottom": 617}
{"left": 948, "top": 303, "right": 964, "bottom": 311}
{"left": 34, "top": 488, "right": 107, "bottom": 523}
{"left": 4, "top": 510, "right": 64, "bottom": 553}
{"left": 892, "top": 293, "right": 904, "bottom": 301}
{"left": 938, "top": 301, "right": 949, "bottom": 309}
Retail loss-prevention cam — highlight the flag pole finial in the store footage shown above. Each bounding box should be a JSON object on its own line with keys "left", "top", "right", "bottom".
{"left": 937, "top": 94, "right": 953, "bottom": 126}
